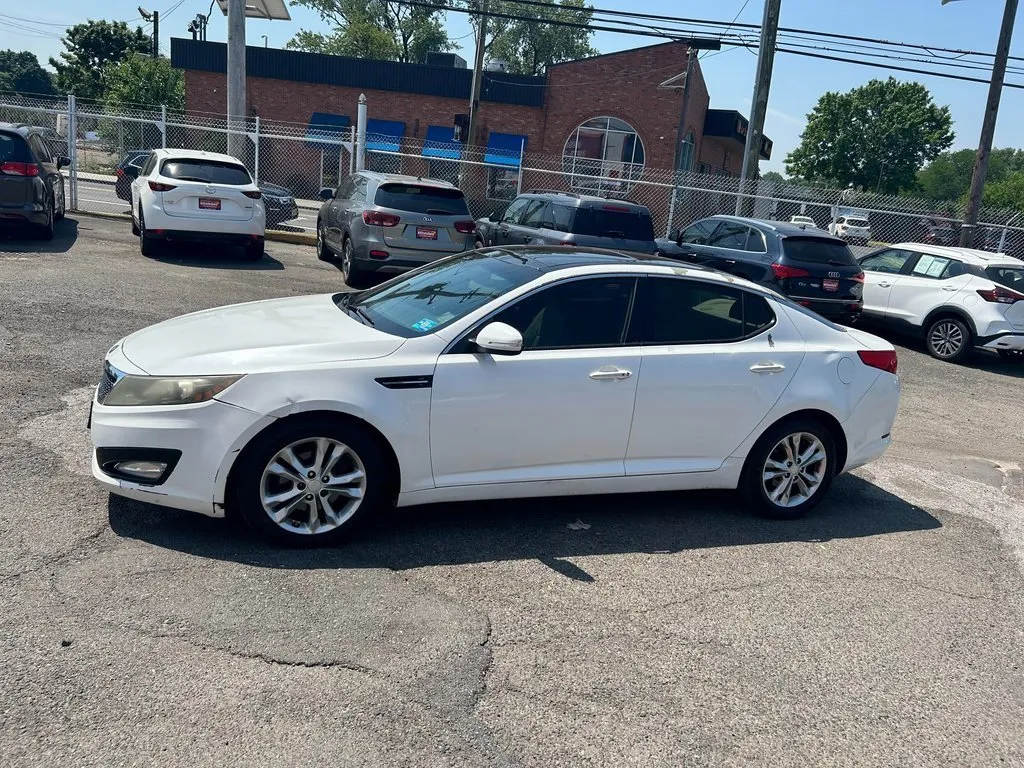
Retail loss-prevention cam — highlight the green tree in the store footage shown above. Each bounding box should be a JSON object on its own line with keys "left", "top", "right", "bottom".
{"left": 760, "top": 171, "right": 786, "bottom": 184}
{"left": 981, "top": 171, "right": 1024, "bottom": 212}
{"left": 918, "top": 147, "right": 1024, "bottom": 201}
{"left": 0, "top": 50, "right": 56, "bottom": 95}
{"left": 470, "top": 0, "right": 598, "bottom": 76}
{"left": 785, "top": 78, "right": 954, "bottom": 195}
{"left": 287, "top": 0, "right": 453, "bottom": 63}
{"left": 103, "top": 53, "right": 184, "bottom": 110}
{"left": 49, "top": 20, "right": 150, "bottom": 99}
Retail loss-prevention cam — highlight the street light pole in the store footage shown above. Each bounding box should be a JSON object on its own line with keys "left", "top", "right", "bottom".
{"left": 226, "top": 0, "right": 247, "bottom": 159}
{"left": 953, "top": 0, "right": 1019, "bottom": 247}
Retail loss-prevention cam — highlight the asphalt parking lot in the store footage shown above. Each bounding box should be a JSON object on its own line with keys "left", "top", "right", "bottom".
{"left": 2, "top": 214, "right": 1023, "bottom": 767}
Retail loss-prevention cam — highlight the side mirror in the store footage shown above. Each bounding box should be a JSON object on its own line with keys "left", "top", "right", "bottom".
{"left": 57, "top": 155, "right": 71, "bottom": 169}
{"left": 492, "top": 207, "right": 507, "bottom": 222}
{"left": 124, "top": 165, "right": 141, "bottom": 178}
{"left": 668, "top": 228, "right": 680, "bottom": 242}
{"left": 473, "top": 321, "right": 523, "bottom": 355}
{"left": 318, "top": 187, "right": 334, "bottom": 201}
{"left": 676, "top": 232, "right": 685, "bottom": 246}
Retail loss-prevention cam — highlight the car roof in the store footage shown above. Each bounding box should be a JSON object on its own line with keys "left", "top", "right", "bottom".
{"left": 0, "top": 122, "right": 35, "bottom": 136}
{"left": 516, "top": 190, "right": 649, "bottom": 210}
{"left": 890, "top": 242, "right": 1024, "bottom": 266}
{"left": 149, "top": 148, "right": 247, "bottom": 165}
{"left": 356, "top": 170, "right": 458, "bottom": 189}
{"left": 707, "top": 215, "right": 845, "bottom": 239}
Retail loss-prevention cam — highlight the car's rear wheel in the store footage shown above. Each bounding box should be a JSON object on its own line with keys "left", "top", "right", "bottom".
{"left": 316, "top": 221, "right": 333, "bottom": 261}
{"left": 37, "top": 198, "right": 54, "bottom": 241}
{"left": 341, "top": 236, "right": 368, "bottom": 288}
{"left": 231, "top": 417, "right": 389, "bottom": 546}
{"left": 138, "top": 210, "right": 158, "bottom": 257}
{"left": 925, "top": 316, "right": 972, "bottom": 362}
{"left": 740, "top": 418, "right": 836, "bottom": 520}
{"left": 54, "top": 180, "right": 65, "bottom": 221}
{"left": 244, "top": 238, "right": 264, "bottom": 261}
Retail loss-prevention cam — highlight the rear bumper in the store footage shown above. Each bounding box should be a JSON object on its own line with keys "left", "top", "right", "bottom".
{"left": 148, "top": 229, "right": 264, "bottom": 246}
{"left": 791, "top": 296, "right": 863, "bottom": 324}
{"left": 841, "top": 371, "right": 900, "bottom": 473}
{"left": 354, "top": 239, "right": 470, "bottom": 272}
{"left": 0, "top": 202, "right": 47, "bottom": 226}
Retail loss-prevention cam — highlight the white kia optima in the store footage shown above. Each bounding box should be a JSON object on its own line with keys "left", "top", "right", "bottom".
{"left": 89, "top": 247, "right": 900, "bottom": 545}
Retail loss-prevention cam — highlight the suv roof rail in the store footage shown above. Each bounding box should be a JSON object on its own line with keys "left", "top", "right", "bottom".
{"left": 527, "top": 189, "right": 581, "bottom": 198}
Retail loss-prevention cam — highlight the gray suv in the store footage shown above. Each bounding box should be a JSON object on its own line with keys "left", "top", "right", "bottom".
{"left": 316, "top": 171, "right": 476, "bottom": 287}
{"left": 0, "top": 123, "right": 70, "bottom": 240}
{"left": 475, "top": 191, "right": 657, "bottom": 254}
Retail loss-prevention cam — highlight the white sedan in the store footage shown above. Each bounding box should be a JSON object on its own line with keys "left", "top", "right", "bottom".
{"left": 89, "top": 248, "right": 900, "bottom": 545}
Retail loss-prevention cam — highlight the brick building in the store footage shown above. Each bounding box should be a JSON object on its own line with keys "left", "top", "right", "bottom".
{"left": 171, "top": 38, "right": 770, "bottom": 209}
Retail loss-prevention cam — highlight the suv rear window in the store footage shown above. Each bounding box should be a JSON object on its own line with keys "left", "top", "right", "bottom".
{"left": 571, "top": 206, "right": 654, "bottom": 241}
{"left": 986, "top": 265, "right": 1024, "bottom": 292}
{"left": 782, "top": 237, "right": 859, "bottom": 266}
{"left": 0, "top": 132, "right": 32, "bottom": 164}
{"left": 374, "top": 184, "right": 469, "bottom": 215}
{"left": 846, "top": 218, "right": 868, "bottom": 227}
{"left": 160, "top": 159, "right": 251, "bottom": 185}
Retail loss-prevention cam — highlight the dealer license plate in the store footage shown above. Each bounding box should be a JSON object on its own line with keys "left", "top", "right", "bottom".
{"left": 823, "top": 279, "right": 839, "bottom": 292}
{"left": 416, "top": 227, "right": 438, "bottom": 240}
{"left": 199, "top": 197, "right": 221, "bottom": 210}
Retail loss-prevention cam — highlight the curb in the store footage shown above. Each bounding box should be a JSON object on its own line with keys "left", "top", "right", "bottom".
{"left": 72, "top": 210, "right": 317, "bottom": 246}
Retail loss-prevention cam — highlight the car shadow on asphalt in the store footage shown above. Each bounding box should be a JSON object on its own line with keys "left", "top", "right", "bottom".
{"left": 148, "top": 245, "right": 285, "bottom": 271}
{"left": 107, "top": 474, "right": 941, "bottom": 575}
{"left": 0, "top": 216, "right": 79, "bottom": 254}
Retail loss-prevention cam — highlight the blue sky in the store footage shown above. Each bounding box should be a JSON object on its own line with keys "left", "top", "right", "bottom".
{"left": 3, "top": 0, "right": 1022, "bottom": 172}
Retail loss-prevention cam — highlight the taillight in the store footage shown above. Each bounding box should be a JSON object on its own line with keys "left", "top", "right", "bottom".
{"left": 116, "top": 167, "right": 125, "bottom": 178}
{"left": 771, "top": 263, "right": 810, "bottom": 280}
{"left": 977, "top": 286, "right": 1024, "bottom": 304}
{"left": 363, "top": 210, "right": 401, "bottom": 227}
{"left": 858, "top": 350, "right": 898, "bottom": 374}
{"left": 243, "top": 189, "right": 262, "bottom": 200}
{"left": 1, "top": 162, "right": 40, "bottom": 176}
{"left": 148, "top": 181, "right": 176, "bottom": 192}
{"left": 852, "top": 271, "right": 865, "bottom": 283}
{"left": 454, "top": 220, "right": 476, "bottom": 234}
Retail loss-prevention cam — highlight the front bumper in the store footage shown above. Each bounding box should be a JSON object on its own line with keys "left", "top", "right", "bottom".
{"left": 90, "top": 393, "right": 268, "bottom": 517}
{"left": 980, "top": 333, "right": 1024, "bottom": 352}
{"left": 266, "top": 201, "right": 299, "bottom": 225}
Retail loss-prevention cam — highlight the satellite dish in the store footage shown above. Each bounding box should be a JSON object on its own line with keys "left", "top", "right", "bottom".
{"left": 215, "top": 0, "right": 291, "bottom": 20}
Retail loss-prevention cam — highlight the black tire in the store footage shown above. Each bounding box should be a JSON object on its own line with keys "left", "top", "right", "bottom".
{"left": 54, "top": 180, "right": 65, "bottom": 221}
{"left": 474, "top": 238, "right": 484, "bottom": 250}
{"left": 739, "top": 417, "right": 837, "bottom": 520}
{"left": 316, "top": 220, "right": 333, "bottom": 261}
{"left": 131, "top": 217, "right": 140, "bottom": 236}
{"left": 925, "top": 316, "right": 972, "bottom": 363}
{"left": 138, "top": 210, "right": 158, "bottom": 257}
{"left": 341, "top": 236, "right": 368, "bottom": 288}
{"left": 230, "top": 416, "right": 391, "bottom": 546}
{"left": 37, "top": 198, "right": 54, "bottom": 241}
{"left": 244, "top": 239, "right": 265, "bottom": 261}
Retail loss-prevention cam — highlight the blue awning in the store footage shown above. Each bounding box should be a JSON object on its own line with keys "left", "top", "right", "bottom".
{"left": 422, "top": 125, "right": 461, "bottom": 160}
{"left": 366, "top": 119, "right": 405, "bottom": 152}
{"left": 485, "top": 132, "right": 527, "bottom": 167}
{"left": 305, "top": 112, "right": 350, "bottom": 147}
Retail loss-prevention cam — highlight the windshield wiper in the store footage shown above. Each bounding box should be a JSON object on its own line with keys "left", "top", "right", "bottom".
{"left": 176, "top": 176, "right": 211, "bottom": 183}
{"left": 347, "top": 303, "right": 376, "bottom": 327}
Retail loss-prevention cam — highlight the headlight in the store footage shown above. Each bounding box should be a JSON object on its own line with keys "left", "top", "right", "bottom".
{"left": 104, "top": 374, "right": 243, "bottom": 406}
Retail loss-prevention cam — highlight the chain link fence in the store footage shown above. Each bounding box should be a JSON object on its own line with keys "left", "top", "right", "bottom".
{"left": 3, "top": 92, "right": 1023, "bottom": 254}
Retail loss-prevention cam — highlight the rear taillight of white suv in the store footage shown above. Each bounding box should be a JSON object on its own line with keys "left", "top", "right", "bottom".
{"left": 977, "top": 285, "right": 1024, "bottom": 304}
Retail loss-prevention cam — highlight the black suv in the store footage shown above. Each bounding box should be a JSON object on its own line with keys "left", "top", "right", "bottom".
{"left": 475, "top": 190, "right": 657, "bottom": 254}
{"left": 0, "top": 123, "right": 69, "bottom": 240}
{"left": 674, "top": 215, "right": 864, "bottom": 323}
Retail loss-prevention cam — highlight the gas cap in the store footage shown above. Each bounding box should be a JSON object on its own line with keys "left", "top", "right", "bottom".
{"left": 837, "top": 356, "right": 855, "bottom": 384}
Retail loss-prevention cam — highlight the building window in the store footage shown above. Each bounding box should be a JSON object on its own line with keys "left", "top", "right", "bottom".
{"left": 698, "top": 162, "right": 712, "bottom": 175}
{"left": 562, "top": 116, "right": 645, "bottom": 195}
{"left": 487, "top": 167, "right": 518, "bottom": 201}
{"left": 678, "top": 131, "right": 695, "bottom": 173}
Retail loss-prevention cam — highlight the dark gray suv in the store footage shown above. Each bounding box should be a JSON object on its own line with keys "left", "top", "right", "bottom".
{"left": 475, "top": 191, "right": 657, "bottom": 254}
{"left": 0, "top": 123, "right": 69, "bottom": 240}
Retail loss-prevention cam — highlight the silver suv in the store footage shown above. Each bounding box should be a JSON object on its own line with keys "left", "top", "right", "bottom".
{"left": 316, "top": 171, "right": 477, "bottom": 286}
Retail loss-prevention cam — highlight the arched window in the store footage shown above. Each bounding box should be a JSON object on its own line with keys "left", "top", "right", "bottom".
{"left": 562, "top": 116, "right": 645, "bottom": 194}
{"left": 678, "top": 130, "right": 695, "bottom": 173}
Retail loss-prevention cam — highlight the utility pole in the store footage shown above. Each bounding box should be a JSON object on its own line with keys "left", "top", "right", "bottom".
{"left": 226, "top": 0, "right": 247, "bottom": 159}
{"left": 672, "top": 46, "right": 698, "bottom": 172}
{"left": 152, "top": 10, "right": 159, "bottom": 57}
{"left": 736, "top": 0, "right": 782, "bottom": 216}
{"left": 958, "top": 0, "right": 1019, "bottom": 247}
{"left": 467, "top": 0, "right": 489, "bottom": 151}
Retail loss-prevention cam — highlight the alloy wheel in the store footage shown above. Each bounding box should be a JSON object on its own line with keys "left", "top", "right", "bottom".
{"left": 761, "top": 432, "right": 828, "bottom": 508}
{"left": 342, "top": 239, "right": 354, "bottom": 280}
{"left": 930, "top": 321, "right": 964, "bottom": 359}
{"left": 259, "top": 437, "right": 367, "bottom": 535}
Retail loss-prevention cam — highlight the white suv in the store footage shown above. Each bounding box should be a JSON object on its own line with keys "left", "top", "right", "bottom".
{"left": 130, "top": 149, "right": 266, "bottom": 260}
{"left": 859, "top": 243, "right": 1024, "bottom": 362}
{"left": 829, "top": 216, "right": 871, "bottom": 245}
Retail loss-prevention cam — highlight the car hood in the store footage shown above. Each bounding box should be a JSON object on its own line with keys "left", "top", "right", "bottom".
{"left": 120, "top": 293, "right": 404, "bottom": 375}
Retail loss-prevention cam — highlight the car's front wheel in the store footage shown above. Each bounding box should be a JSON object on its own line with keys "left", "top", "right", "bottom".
{"left": 231, "top": 416, "right": 390, "bottom": 546}
{"left": 740, "top": 418, "right": 836, "bottom": 520}
{"left": 925, "top": 316, "right": 972, "bottom": 362}
{"left": 316, "top": 221, "right": 333, "bottom": 261}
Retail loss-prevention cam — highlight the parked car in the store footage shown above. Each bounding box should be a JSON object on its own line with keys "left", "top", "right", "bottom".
{"left": 0, "top": 122, "right": 69, "bottom": 240}
{"left": 475, "top": 191, "right": 657, "bottom": 255}
{"left": 790, "top": 215, "right": 818, "bottom": 228}
{"left": 316, "top": 171, "right": 476, "bottom": 286}
{"left": 829, "top": 215, "right": 872, "bottom": 245}
{"left": 982, "top": 226, "right": 1024, "bottom": 259}
{"left": 89, "top": 246, "right": 900, "bottom": 546}
{"left": 922, "top": 224, "right": 956, "bottom": 246}
{"left": 672, "top": 215, "right": 865, "bottom": 325}
{"left": 858, "top": 243, "right": 1024, "bottom": 362}
{"left": 115, "top": 149, "right": 152, "bottom": 201}
{"left": 130, "top": 148, "right": 266, "bottom": 259}
{"left": 261, "top": 182, "right": 299, "bottom": 228}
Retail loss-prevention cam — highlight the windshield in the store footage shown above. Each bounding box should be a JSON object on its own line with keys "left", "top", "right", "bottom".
{"left": 986, "top": 265, "right": 1024, "bottom": 293}
{"left": 847, "top": 218, "right": 869, "bottom": 227}
{"left": 341, "top": 251, "right": 540, "bottom": 337}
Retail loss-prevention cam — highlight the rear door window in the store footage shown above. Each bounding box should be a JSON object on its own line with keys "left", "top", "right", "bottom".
{"left": 0, "top": 132, "right": 32, "bottom": 164}
{"left": 519, "top": 200, "right": 548, "bottom": 229}
{"left": 909, "top": 253, "right": 955, "bottom": 279}
{"left": 160, "top": 159, "right": 251, "bottom": 185}
{"left": 782, "top": 237, "right": 859, "bottom": 265}
{"left": 550, "top": 204, "right": 574, "bottom": 232}
{"left": 571, "top": 206, "right": 654, "bottom": 240}
{"left": 374, "top": 183, "right": 469, "bottom": 215}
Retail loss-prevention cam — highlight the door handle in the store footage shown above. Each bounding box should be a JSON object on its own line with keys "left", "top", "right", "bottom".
{"left": 589, "top": 367, "right": 632, "bottom": 381}
{"left": 750, "top": 362, "right": 786, "bottom": 374}
{"left": 941, "top": 286, "right": 958, "bottom": 292}
{"left": 877, "top": 281, "right": 892, "bottom": 288}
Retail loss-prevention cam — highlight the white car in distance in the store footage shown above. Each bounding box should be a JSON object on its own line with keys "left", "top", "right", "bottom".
{"left": 130, "top": 148, "right": 266, "bottom": 260}
{"left": 830, "top": 216, "right": 872, "bottom": 245}
{"left": 789, "top": 215, "right": 818, "bottom": 228}
{"left": 858, "top": 243, "right": 1024, "bottom": 362}
{"left": 89, "top": 248, "right": 900, "bottom": 545}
